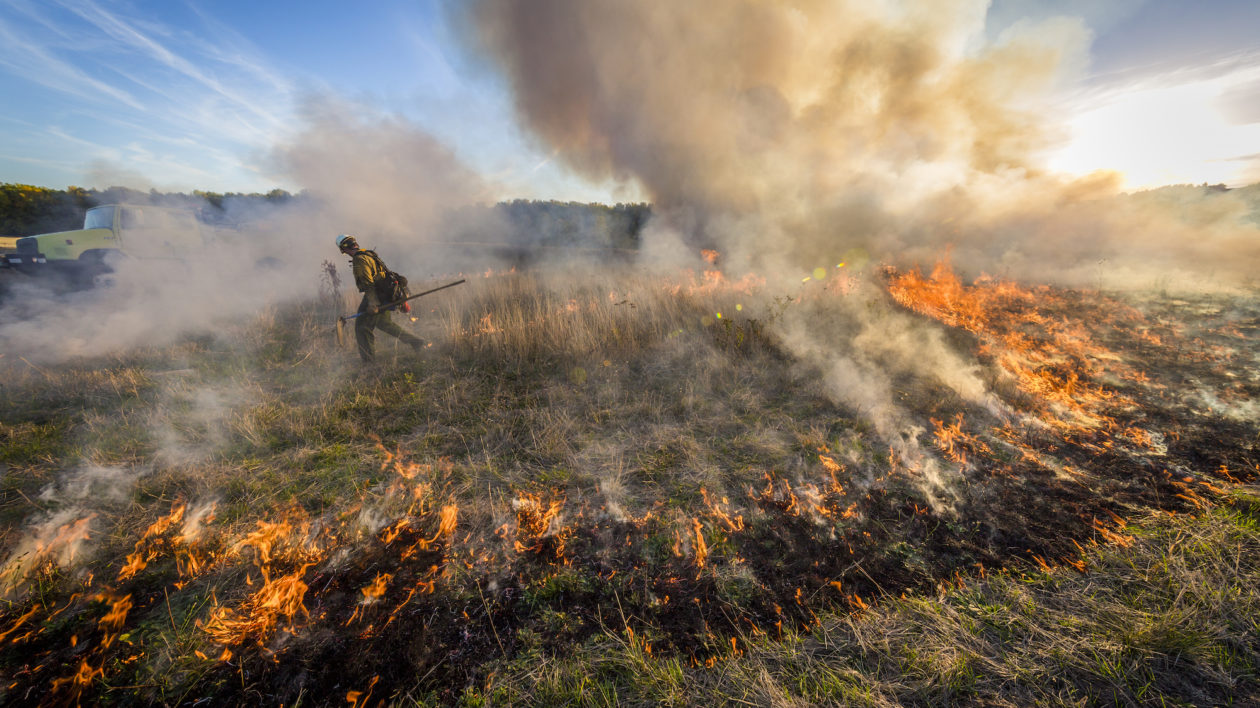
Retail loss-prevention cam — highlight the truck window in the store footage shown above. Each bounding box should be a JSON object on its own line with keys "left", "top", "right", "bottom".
{"left": 84, "top": 207, "right": 116, "bottom": 230}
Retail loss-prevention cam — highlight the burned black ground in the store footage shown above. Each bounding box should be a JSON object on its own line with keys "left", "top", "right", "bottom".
{"left": 1, "top": 274, "right": 1257, "bottom": 706}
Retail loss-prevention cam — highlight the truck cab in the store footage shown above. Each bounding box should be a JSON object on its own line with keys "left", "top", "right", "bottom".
{"left": 3, "top": 204, "right": 206, "bottom": 277}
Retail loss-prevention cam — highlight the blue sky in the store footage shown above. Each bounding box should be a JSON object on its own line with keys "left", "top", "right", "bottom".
{"left": 0, "top": 0, "right": 596, "bottom": 198}
{"left": 1, "top": 0, "right": 1258, "bottom": 199}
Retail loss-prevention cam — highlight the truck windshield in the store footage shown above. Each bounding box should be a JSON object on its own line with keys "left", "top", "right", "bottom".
{"left": 84, "top": 207, "right": 115, "bottom": 230}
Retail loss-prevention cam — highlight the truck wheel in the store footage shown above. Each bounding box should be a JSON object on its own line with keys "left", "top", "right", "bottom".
{"left": 79, "top": 249, "right": 122, "bottom": 288}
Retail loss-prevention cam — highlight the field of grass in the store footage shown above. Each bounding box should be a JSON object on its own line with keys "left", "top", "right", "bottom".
{"left": 0, "top": 263, "right": 1257, "bottom": 705}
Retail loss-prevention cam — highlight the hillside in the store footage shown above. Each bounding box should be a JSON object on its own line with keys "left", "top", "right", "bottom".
{"left": 0, "top": 261, "right": 1258, "bottom": 705}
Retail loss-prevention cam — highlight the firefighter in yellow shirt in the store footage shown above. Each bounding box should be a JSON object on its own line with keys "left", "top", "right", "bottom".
{"left": 336, "top": 234, "right": 424, "bottom": 362}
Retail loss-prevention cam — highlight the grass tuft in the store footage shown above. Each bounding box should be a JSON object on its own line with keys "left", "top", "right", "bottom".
{"left": 0, "top": 268, "right": 1257, "bottom": 705}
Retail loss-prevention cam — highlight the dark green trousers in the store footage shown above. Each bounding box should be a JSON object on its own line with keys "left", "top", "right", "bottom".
{"left": 355, "top": 298, "right": 421, "bottom": 362}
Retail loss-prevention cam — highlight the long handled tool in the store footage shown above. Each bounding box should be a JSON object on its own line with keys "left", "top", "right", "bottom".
{"left": 336, "top": 278, "right": 466, "bottom": 346}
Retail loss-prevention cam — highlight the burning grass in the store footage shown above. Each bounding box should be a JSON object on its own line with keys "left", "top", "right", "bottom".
{"left": 472, "top": 493, "right": 1260, "bottom": 706}
{"left": 0, "top": 260, "right": 1257, "bottom": 705}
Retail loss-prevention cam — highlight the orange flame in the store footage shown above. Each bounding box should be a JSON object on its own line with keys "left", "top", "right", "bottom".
{"left": 701, "top": 488, "right": 744, "bottom": 532}
{"left": 118, "top": 502, "right": 188, "bottom": 581}
{"left": 360, "top": 573, "right": 393, "bottom": 603}
{"left": 476, "top": 313, "right": 501, "bottom": 334}
{"left": 513, "top": 493, "right": 570, "bottom": 558}
{"left": 433, "top": 505, "right": 459, "bottom": 542}
{"left": 888, "top": 261, "right": 1137, "bottom": 435}
{"left": 0, "top": 606, "right": 39, "bottom": 644}
{"left": 96, "top": 593, "right": 133, "bottom": 648}
{"left": 690, "top": 518, "right": 708, "bottom": 570}
{"left": 347, "top": 675, "right": 380, "bottom": 707}
{"left": 930, "top": 414, "right": 992, "bottom": 466}
{"left": 202, "top": 564, "right": 313, "bottom": 646}
{"left": 49, "top": 658, "right": 104, "bottom": 695}
{"left": 752, "top": 473, "right": 799, "bottom": 516}
{"left": 1, "top": 514, "right": 97, "bottom": 592}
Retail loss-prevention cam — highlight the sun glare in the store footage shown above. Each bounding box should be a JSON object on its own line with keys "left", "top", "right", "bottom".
{"left": 1049, "top": 70, "right": 1260, "bottom": 189}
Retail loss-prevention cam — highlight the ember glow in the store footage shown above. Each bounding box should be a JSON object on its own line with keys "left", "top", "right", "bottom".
{"left": 888, "top": 260, "right": 1131, "bottom": 435}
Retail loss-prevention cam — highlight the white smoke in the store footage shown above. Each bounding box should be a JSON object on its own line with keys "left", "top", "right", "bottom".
{"left": 0, "top": 95, "right": 501, "bottom": 365}
{"left": 268, "top": 95, "right": 498, "bottom": 278}
{"left": 0, "top": 507, "right": 98, "bottom": 599}
{"left": 463, "top": 0, "right": 1260, "bottom": 290}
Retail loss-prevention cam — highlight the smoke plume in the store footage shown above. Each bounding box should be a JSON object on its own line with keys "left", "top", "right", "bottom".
{"left": 0, "top": 96, "right": 499, "bottom": 365}
{"left": 463, "top": 0, "right": 1260, "bottom": 289}
{"left": 269, "top": 96, "right": 495, "bottom": 259}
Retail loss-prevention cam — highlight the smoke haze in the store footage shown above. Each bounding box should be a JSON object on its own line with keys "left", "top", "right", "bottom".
{"left": 464, "top": 0, "right": 1260, "bottom": 288}
{"left": 269, "top": 96, "right": 495, "bottom": 256}
{"left": 0, "top": 96, "right": 498, "bottom": 364}
{"left": 2, "top": 0, "right": 1258, "bottom": 543}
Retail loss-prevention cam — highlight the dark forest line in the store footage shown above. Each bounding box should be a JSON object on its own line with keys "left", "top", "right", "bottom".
{"left": 0, "top": 183, "right": 652, "bottom": 252}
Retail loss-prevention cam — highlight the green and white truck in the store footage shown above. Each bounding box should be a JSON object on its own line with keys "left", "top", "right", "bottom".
{"left": 1, "top": 204, "right": 209, "bottom": 279}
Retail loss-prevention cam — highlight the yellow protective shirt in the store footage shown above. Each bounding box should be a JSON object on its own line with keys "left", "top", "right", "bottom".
{"left": 351, "top": 250, "right": 385, "bottom": 294}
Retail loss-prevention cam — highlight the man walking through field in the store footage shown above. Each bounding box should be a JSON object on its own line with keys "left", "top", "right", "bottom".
{"left": 336, "top": 234, "right": 424, "bottom": 363}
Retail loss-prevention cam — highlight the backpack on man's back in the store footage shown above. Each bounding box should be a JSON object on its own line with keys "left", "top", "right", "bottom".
{"left": 362, "top": 249, "right": 412, "bottom": 313}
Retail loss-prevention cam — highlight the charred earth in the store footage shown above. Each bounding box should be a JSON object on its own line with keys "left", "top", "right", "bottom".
{"left": 0, "top": 263, "right": 1257, "bottom": 706}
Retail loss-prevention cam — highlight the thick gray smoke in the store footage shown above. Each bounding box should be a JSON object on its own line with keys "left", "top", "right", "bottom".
{"left": 269, "top": 95, "right": 496, "bottom": 269}
{"left": 0, "top": 96, "right": 497, "bottom": 364}
{"left": 464, "top": 0, "right": 1260, "bottom": 289}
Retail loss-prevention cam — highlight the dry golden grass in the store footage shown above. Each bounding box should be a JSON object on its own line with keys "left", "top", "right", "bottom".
{"left": 0, "top": 266, "right": 1257, "bottom": 706}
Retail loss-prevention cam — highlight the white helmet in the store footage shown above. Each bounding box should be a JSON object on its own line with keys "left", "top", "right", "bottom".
{"left": 336, "top": 234, "right": 358, "bottom": 251}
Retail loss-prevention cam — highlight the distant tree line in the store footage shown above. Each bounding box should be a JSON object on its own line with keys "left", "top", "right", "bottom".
{"left": 0, "top": 183, "right": 652, "bottom": 251}
{"left": 0, "top": 183, "right": 295, "bottom": 236}
{"left": 441, "top": 199, "right": 651, "bottom": 251}
{"left": 0, "top": 184, "right": 95, "bottom": 236}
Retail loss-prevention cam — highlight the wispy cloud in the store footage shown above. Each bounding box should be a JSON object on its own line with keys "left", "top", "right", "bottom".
{"left": 0, "top": 0, "right": 300, "bottom": 190}
{"left": 181, "top": 2, "right": 293, "bottom": 98}
{"left": 0, "top": 13, "right": 146, "bottom": 110}
{"left": 0, "top": 153, "right": 85, "bottom": 172}
{"left": 52, "top": 0, "right": 289, "bottom": 135}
